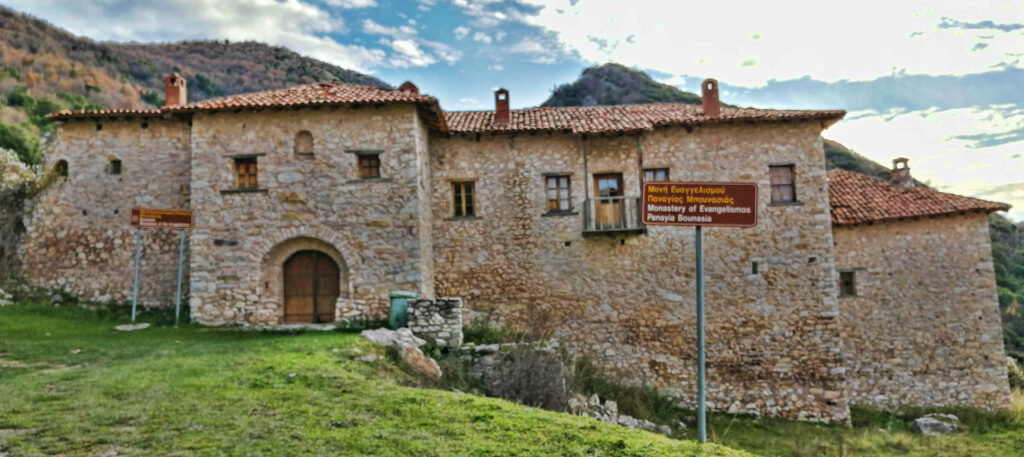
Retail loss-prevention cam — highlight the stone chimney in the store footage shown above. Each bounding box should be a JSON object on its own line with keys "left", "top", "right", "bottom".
{"left": 702, "top": 78, "right": 720, "bottom": 118}
{"left": 398, "top": 81, "right": 419, "bottom": 95}
{"left": 163, "top": 73, "right": 187, "bottom": 108}
{"left": 890, "top": 157, "right": 913, "bottom": 188}
{"left": 494, "top": 88, "right": 509, "bottom": 125}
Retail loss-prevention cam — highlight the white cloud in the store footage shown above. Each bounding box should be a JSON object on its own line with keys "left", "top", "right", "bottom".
{"left": 3, "top": 0, "right": 387, "bottom": 72}
{"left": 449, "top": 0, "right": 512, "bottom": 27}
{"left": 472, "top": 31, "right": 492, "bottom": 44}
{"left": 827, "top": 105, "right": 1024, "bottom": 220}
{"left": 517, "top": 0, "right": 1024, "bottom": 87}
{"left": 453, "top": 26, "right": 470, "bottom": 40}
{"left": 323, "top": 0, "right": 377, "bottom": 8}
{"left": 390, "top": 39, "right": 436, "bottom": 67}
{"left": 507, "top": 37, "right": 559, "bottom": 64}
{"left": 363, "top": 18, "right": 461, "bottom": 67}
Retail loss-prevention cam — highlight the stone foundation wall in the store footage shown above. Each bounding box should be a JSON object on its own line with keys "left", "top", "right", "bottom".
{"left": 430, "top": 122, "right": 849, "bottom": 423}
{"left": 834, "top": 213, "right": 1011, "bottom": 409}
{"left": 21, "top": 118, "right": 191, "bottom": 306}
{"left": 408, "top": 297, "right": 463, "bottom": 348}
{"left": 187, "top": 105, "right": 433, "bottom": 325}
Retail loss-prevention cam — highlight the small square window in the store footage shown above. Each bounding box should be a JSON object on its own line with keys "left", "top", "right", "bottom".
{"left": 545, "top": 175, "right": 571, "bottom": 212}
{"left": 644, "top": 168, "right": 669, "bottom": 182}
{"left": 359, "top": 154, "right": 381, "bottom": 179}
{"left": 839, "top": 271, "right": 856, "bottom": 297}
{"left": 769, "top": 165, "right": 796, "bottom": 203}
{"left": 234, "top": 157, "right": 258, "bottom": 189}
{"left": 453, "top": 181, "right": 475, "bottom": 217}
{"left": 109, "top": 159, "right": 122, "bottom": 175}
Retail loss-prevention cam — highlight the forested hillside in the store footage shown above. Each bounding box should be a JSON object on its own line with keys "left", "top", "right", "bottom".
{"left": 542, "top": 63, "right": 702, "bottom": 107}
{"left": 0, "top": 5, "right": 387, "bottom": 165}
{"left": 545, "top": 64, "right": 1024, "bottom": 359}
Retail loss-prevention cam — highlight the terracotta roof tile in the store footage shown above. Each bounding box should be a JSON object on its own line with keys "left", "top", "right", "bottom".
{"left": 163, "top": 82, "right": 437, "bottom": 112}
{"left": 444, "top": 104, "right": 846, "bottom": 134}
{"left": 828, "top": 169, "right": 1009, "bottom": 225}
{"left": 48, "top": 82, "right": 843, "bottom": 134}
{"left": 49, "top": 108, "right": 162, "bottom": 119}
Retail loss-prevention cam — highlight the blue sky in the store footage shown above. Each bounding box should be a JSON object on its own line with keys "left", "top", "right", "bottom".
{"left": 4, "top": 0, "right": 1024, "bottom": 219}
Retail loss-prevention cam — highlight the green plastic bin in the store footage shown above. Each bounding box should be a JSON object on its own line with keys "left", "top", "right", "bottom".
{"left": 388, "top": 291, "right": 418, "bottom": 329}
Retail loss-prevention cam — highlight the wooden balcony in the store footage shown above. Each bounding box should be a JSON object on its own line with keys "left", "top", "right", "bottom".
{"left": 582, "top": 196, "right": 646, "bottom": 234}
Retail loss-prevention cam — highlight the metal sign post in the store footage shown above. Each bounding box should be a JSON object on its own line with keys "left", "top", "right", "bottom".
{"left": 129, "top": 208, "right": 194, "bottom": 325}
{"left": 695, "top": 225, "right": 706, "bottom": 443}
{"left": 641, "top": 182, "right": 758, "bottom": 445}
{"left": 130, "top": 227, "right": 142, "bottom": 322}
{"left": 174, "top": 229, "right": 186, "bottom": 327}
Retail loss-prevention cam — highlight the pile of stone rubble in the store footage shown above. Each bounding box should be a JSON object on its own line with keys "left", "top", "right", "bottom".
{"left": 567, "top": 393, "right": 678, "bottom": 436}
{"left": 360, "top": 327, "right": 442, "bottom": 381}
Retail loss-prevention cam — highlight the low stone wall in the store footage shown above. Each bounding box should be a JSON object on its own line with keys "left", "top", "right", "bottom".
{"left": 460, "top": 341, "right": 571, "bottom": 411}
{"left": 408, "top": 297, "right": 463, "bottom": 348}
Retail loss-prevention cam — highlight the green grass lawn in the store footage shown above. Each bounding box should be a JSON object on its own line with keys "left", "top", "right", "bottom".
{"left": 0, "top": 303, "right": 752, "bottom": 457}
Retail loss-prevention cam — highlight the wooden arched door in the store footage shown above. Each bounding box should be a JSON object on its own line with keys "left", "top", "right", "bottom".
{"left": 283, "top": 250, "right": 339, "bottom": 323}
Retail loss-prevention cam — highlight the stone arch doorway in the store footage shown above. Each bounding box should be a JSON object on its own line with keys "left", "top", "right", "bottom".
{"left": 283, "top": 250, "right": 340, "bottom": 323}
{"left": 260, "top": 237, "right": 350, "bottom": 324}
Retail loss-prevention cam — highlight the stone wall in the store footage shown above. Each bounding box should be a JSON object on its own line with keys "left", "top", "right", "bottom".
{"left": 834, "top": 213, "right": 1011, "bottom": 409}
{"left": 408, "top": 297, "right": 463, "bottom": 348}
{"left": 429, "top": 121, "right": 850, "bottom": 423}
{"left": 187, "top": 104, "right": 434, "bottom": 325}
{"left": 21, "top": 118, "right": 191, "bottom": 306}
{"left": 460, "top": 341, "right": 571, "bottom": 411}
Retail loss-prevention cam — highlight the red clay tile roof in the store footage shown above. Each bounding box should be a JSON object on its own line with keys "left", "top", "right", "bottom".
{"left": 49, "top": 108, "right": 163, "bottom": 119}
{"left": 162, "top": 82, "right": 437, "bottom": 112}
{"left": 444, "top": 104, "right": 846, "bottom": 134}
{"left": 48, "top": 82, "right": 843, "bottom": 134}
{"left": 48, "top": 82, "right": 444, "bottom": 127}
{"left": 828, "top": 169, "right": 1009, "bottom": 225}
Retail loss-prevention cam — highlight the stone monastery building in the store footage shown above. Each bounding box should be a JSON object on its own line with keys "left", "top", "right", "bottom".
{"left": 23, "top": 74, "right": 1011, "bottom": 423}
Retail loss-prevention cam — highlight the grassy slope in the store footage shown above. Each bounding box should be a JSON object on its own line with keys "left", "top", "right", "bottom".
{"left": 0, "top": 304, "right": 750, "bottom": 457}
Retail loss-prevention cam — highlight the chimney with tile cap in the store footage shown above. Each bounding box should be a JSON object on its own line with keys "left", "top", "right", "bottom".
{"left": 702, "top": 78, "right": 720, "bottom": 118}
{"left": 163, "top": 73, "right": 187, "bottom": 108}
{"left": 398, "top": 81, "right": 419, "bottom": 95}
{"left": 890, "top": 157, "right": 913, "bottom": 188}
{"left": 494, "top": 88, "right": 509, "bottom": 125}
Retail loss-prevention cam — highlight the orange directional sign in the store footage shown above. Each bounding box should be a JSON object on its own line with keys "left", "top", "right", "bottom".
{"left": 130, "top": 208, "right": 193, "bottom": 229}
{"left": 641, "top": 182, "right": 758, "bottom": 228}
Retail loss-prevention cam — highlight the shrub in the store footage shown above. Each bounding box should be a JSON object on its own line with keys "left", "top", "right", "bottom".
{"left": 0, "top": 123, "right": 40, "bottom": 165}
{"left": 1009, "top": 356, "right": 1024, "bottom": 390}
{"left": 462, "top": 317, "right": 537, "bottom": 344}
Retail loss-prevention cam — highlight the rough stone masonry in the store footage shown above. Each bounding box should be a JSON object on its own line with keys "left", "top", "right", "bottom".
{"left": 19, "top": 75, "right": 1011, "bottom": 423}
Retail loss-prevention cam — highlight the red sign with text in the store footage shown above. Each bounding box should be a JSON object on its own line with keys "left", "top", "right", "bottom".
{"left": 130, "top": 208, "right": 193, "bottom": 229}
{"left": 641, "top": 182, "right": 758, "bottom": 228}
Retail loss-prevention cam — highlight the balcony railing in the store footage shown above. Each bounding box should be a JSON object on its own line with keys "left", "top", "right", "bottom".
{"left": 582, "top": 196, "right": 646, "bottom": 234}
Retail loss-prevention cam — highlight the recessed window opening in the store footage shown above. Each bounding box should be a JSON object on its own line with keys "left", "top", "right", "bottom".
{"left": 359, "top": 154, "right": 381, "bottom": 179}
{"left": 839, "top": 271, "right": 857, "bottom": 297}
{"left": 545, "top": 175, "right": 571, "bottom": 212}
{"left": 108, "top": 159, "right": 122, "bottom": 175}
{"left": 644, "top": 168, "right": 669, "bottom": 182}
{"left": 769, "top": 164, "right": 796, "bottom": 203}
{"left": 294, "top": 130, "right": 314, "bottom": 158}
{"left": 752, "top": 261, "right": 759, "bottom": 274}
{"left": 54, "top": 160, "right": 68, "bottom": 177}
{"left": 234, "top": 157, "right": 258, "bottom": 189}
{"left": 452, "top": 181, "right": 475, "bottom": 217}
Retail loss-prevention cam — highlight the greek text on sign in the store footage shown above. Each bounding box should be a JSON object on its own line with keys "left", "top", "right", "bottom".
{"left": 130, "top": 208, "right": 194, "bottom": 229}
{"left": 642, "top": 182, "right": 758, "bottom": 227}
